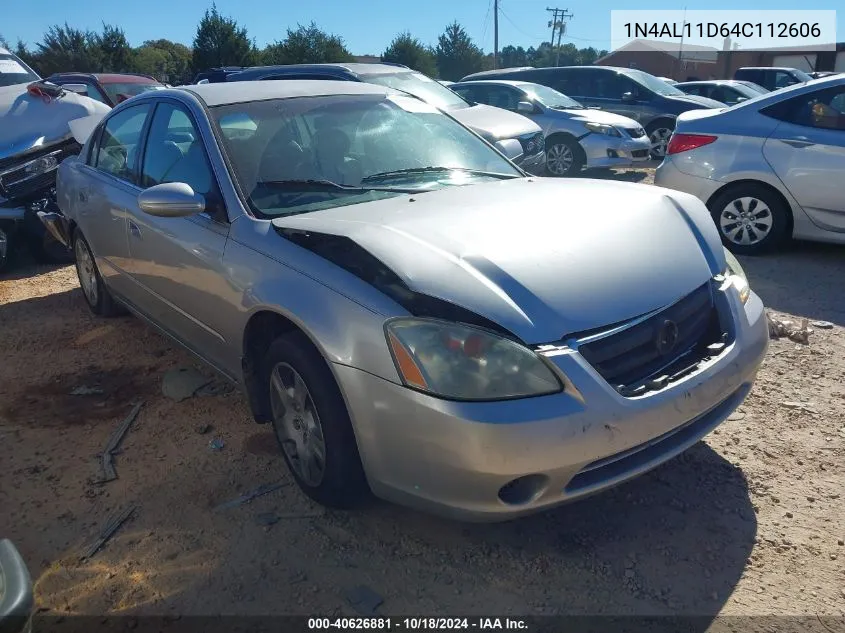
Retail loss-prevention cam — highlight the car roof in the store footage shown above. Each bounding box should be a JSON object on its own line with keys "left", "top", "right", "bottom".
{"left": 0, "top": 47, "right": 10, "bottom": 55}
{"left": 737, "top": 67, "right": 800, "bottom": 72}
{"left": 95, "top": 73, "right": 159, "bottom": 84}
{"left": 181, "top": 79, "right": 398, "bottom": 106}
{"left": 232, "top": 62, "right": 410, "bottom": 77}
{"left": 725, "top": 74, "right": 845, "bottom": 110}
{"left": 452, "top": 79, "right": 534, "bottom": 88}
{"left": 677, "top": 80, "right": 743, "bottom": 86}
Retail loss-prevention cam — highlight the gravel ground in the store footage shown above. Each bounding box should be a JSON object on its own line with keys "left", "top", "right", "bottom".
{"left": 1, "top": 166, "right": 844, "bottom": 623}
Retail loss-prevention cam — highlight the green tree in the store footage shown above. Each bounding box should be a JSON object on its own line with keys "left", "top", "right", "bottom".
{"left": 382, "top": 32, "right": 436, "bottom": 76}
{"left": 192, "top": 4, "right": 256, "bottom": 73}
{"left": 262, "top": 22, "right": 353, "bottom": 65}
{"left": 134, "top": 39, "right": 193, "bottom": 83}
{"left": 434, "top": 22, "right": 486, "bottom": 81}
{"left": 96, "top": 24, "right": 134, "bottom": 72}
{"left": 500, "top": 45, "right": 529, "bottom": 68}
{"left": 33, "top": 24, "right": 102, "bottom": 75}
{"left": 0, "top": 34, "right": 9, "bottom": 49}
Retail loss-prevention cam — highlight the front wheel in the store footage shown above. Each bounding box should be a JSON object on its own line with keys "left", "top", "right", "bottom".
{"left": 264, "top": 332, "right": 369, "bottom": 508}
{"left": 707, "top": 184, "right": 790, "bottom": 255}
{"left": 0, "top": 224, "right": 14, "bottom": 273}
{"left": 646, "top": 122, "right": 674, "bottom": 159}
{"left": 545, "top": 138, "right": 583, "bottom": 177}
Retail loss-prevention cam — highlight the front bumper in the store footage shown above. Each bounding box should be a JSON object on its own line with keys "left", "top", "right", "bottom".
{"left": 337, "top": 286, "right": 768, "bottom": 522}
{"left": 583, "top": 134, "right": 652, "bottom": 169}
{"left": 515, "top": 150, "right": 546, "bottom": 175}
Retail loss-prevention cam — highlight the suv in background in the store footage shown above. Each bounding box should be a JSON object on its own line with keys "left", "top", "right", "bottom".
{"left": 733, "top": 67, "right": 813, "bottom": 91}
{"left": 47, "top": 72, "right": 164, "bottom": 106}
{"left": 193, "top": 66, "right": 246, "bottom": 84}
{"left": 225, "top": 63, "right": 547, "bottom": 173}
{"left": 460, "top": 66, "right": 725, "bottom": 158}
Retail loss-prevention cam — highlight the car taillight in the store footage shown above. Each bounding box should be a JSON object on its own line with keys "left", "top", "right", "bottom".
{"left": 666, "top": 133, "right": 717, "bottom": 155}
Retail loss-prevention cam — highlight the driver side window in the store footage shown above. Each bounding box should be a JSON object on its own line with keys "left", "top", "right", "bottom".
{"left": 94, "top": 104, "right": 151, "bottom": 184}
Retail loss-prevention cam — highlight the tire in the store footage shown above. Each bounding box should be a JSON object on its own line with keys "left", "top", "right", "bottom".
{"left": 707, "top": 184, "right": 790, "bottom": 256}
{"left": 545, "top": 137, "right": 584, "bottom": 177}
{"left": 263, "top": 331, "right": 369, "bottom": 508}
{"left": 72, "top": 231, "right": 123, "bottom": 316}
{"left": 0, "top": 223, "right": 15, "bottom": 273}
{"left": 29, "top": 231, "right": 73, "bottom": 265}
{"left": 646, "top": 120, "right": 675, "bottom": 159}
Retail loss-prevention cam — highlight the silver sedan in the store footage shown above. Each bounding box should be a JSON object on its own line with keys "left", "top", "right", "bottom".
{"left": 47, "top": 80, "right": 768, "bottom": 521}
{"left": 656, "top": 75, "right": 845, "bottom": 254}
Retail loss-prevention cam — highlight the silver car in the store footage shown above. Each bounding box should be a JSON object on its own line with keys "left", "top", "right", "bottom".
{"left": 655, "top": 75, "right": 845, "bottom": 254}
{"left": 49, "top": 80, "right": 768, "bottom": 521}
{"left": 451, "top": 80, "right": 651, "bottom": 176}
{"left": 675, "top": 80, "right": 769, "bottom": 107}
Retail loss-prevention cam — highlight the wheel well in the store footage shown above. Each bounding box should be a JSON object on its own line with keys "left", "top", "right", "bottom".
{"left": 706, "top": 179, "right": 794, "bottom": 236}
{"left": 645, "top": 117, "right": 675, "bottom": 133}
{"left": 241, "top": 310, "right": 311, "bottom": 424}
{"left": 545, "top": 132, "right": 585, "bottom": 162}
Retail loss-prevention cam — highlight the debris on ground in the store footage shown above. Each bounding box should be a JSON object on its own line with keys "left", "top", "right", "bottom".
{"left": 98, "top": 402, "right": 144, "bottom": 483}
{"left": 214, "top": 482, "right": 287, "bottom": 511}
{"left": 79, "top": 506, "right": 136, "bottom": 560}
{"left": 767, "top": 313, "right": 812, "bottom": 344}
{"left": 162, "top": 367, "right": 212, "bottom": 402}
{"left": 208, "top": 437, "right": 225, "bottom": 452}
{"left": 195, "top": 381, "right": 235, "bottom": 398}
{"left": 780, "top": 401, "right": 818, "bottom": 414}
{"left": 810, "top": 320, "right": 834, "bottom": 329}
{"left": 196, "top": 424, "right": 213, "bottom": 435}
{"left": 256, "top": 512, "right": 281, "bottom": 527}
{"left": 70, "top": 386, "right": 104, "bottom": 396}
{"left": 346, "top": 585, "right": 384, "bottom": 615}
{"left": 256, "top": 509, "right": 324, "bottom": 526}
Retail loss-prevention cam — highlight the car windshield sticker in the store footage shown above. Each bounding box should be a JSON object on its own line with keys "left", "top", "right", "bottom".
{"left": 387, "top": 95, "right": 439, "bottom": 113}
{"left": 0, "top": 59, "right": 28, "bottom": 74}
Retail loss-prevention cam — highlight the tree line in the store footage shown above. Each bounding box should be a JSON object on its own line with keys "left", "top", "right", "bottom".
{"left": 2, "top": 5, "right": 607, "bottom": 84}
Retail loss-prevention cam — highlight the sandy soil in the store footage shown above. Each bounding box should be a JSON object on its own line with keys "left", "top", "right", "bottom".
{"left": 1, "top": 170, "right": 844, "bottom": 623}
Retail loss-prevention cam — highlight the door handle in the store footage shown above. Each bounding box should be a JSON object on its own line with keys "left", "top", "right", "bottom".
{"left": 778, "top": 137, "right": 815, "bottom": 148}
{"left": 129, "top": 221, "right": 142, "bottom": 239}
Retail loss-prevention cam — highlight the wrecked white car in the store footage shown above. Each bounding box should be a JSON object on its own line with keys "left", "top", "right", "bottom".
{"left": 0, "top": 47, "right": 109, "bottom": 271}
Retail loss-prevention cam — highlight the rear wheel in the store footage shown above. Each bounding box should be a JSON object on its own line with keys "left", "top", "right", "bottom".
{"left": 73, "top": 231, "right": 123, "bottom": 316}
{"left": 707, "top": 184, "right": 790, "bottom": 255}
{"left": 264, "top": 332, "right": 368, "bottom": 508}
{"left": 545, "top": 138, "right": 583, "bottom": 177}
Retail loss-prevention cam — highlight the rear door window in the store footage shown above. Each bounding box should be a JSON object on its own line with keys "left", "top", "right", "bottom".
{"left": 94, "top": 104, "right": 152, "bottom": 184}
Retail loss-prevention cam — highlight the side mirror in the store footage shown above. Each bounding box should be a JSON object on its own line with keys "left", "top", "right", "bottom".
{"left": 517, "top": 101, "right": 535, "bottom": 114}
{"left": 62, "top": 83, "right": 89, "bottom": 96}
{"left": 621, "top": 91, "right": 636, "bottom": 102}
{"left": 138, "top": 183, "right": 205, "bottom": 218}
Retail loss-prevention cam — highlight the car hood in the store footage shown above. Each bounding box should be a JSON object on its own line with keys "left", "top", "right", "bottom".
{"left": 664, "top": 93, "right": 726, "bottom": 109}
{"left": 449, "top": 103, "right": 541, "bottom": 141}
{"left": 0, "top": 84, "right": 110, "bottom": 161}
{"left": 555, "top": 107, "right": 640, "bottom": 127}
{"left": 272, "top": 178, "right": 726, "bottom": 344}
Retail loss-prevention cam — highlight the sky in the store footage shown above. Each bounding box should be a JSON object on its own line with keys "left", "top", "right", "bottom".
{"left": 3, "top": 0, "right": 842, "bottom": 55}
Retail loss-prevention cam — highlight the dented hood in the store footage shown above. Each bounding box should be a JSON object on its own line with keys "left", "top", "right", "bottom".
{"left": 0, "top": 84, "right": 110, "bottom": 161}
{"left": 450, "top": 103, "right": 541, "bottom": 141}
{"left": 272, "top": 178, "right": 726, "bottom": 344}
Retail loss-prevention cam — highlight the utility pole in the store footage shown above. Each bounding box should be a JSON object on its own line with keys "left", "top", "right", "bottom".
{"left": 493, "top": 0, "right": 499, "bottom": 69}
{"left": 546, "top": 7, "right": 573, "bottom": 66}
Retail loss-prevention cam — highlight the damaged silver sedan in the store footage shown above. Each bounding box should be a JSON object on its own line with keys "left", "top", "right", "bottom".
{"left": 52, "top": 80, "right": 769, "bottom": 521}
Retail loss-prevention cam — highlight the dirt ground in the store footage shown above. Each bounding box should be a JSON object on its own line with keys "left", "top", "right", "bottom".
{"left": 1, "top": 166, "right": 844, "bottom": 624}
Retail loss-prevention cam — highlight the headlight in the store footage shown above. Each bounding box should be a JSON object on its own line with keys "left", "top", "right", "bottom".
{"left": 584, "top": 122, "right": 622, "bottom": 137}
{"left": 385, "top": 318, "right": 563, "bottom": 400}
{"left": 723, "top": 248, "right": 751, "bottom": 304}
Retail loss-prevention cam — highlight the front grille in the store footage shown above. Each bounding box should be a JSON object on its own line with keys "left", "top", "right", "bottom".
{"left": 519, "top": 132, "right": 545, "bottom": 156}
{"left": 0, "top": 140, "right": 79, "bottom": 202}
{"left": 577, "top": 283, "right": 725, "bottom": 392}
{"left": 625, "top": 126, "right": 646, "bottom": 138}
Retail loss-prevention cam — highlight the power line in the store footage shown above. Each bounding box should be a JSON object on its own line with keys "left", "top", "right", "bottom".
{"left": 546, "top": 7, "right": 574, "bottom": 65}
{"left": 498, "top": 7, "right": 547, "bottom": 42}
{"left": 481, "top": 0, "right": 493, "bottom": 47}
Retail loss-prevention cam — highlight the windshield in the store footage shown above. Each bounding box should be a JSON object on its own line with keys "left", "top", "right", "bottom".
{"left": 359, "top": 71, "right": 469, "bottom": 110}
{"left": 737, "top": 81, "right": 769, "bottom": 94}
{"left": 623, "top": 69, "right": 685, "bottom": 96}
{"left": 0, "top": 53, "right": 40, "bottom": 87}
{"left": 212, "top": 94, "right": 521, "bottom": 218}
{"left": 791, "top": 69, "right": 814, "bottom": 83}
{"left": 522, "top": 83, "right": 583, "bottom": 109}
{"left": 102, "top": 82, "right": 163, "bottom": 103}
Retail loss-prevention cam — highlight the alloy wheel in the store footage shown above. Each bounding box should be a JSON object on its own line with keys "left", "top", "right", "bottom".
{"left": 74, "top": 238, "right": 99, "bottom": 307}
{"left": 546, "top": 143, "right": 575, "bottom": 176}
{"left": 649, "top": 127, "right": 673, "bottom": 158}
{"left": 269, "top": 361, "right": 326, "bottom": 487}
{"left": 719, "top": 196, "right": 774, "bottom": 246}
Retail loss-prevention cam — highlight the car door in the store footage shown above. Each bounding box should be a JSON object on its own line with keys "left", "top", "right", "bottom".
{"left": 122, "top": 100, "right": 234, "bottom": 371}
{"left": 80, "top": 103, "right": 152, "bottom": 296}
{"left": 762, "top": 84, "right": 845, "bottom": 231}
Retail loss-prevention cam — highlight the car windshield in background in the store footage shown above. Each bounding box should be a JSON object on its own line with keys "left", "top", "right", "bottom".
{"left": 738, "top": 81, "right": 769, "bottom": 94}
{"left": 359, "top": 71, "right": 469, "bottom": 110}
{"left": 624, "top": 69, "right": 686, "bottom": 96}
{"left": 523, "top": 84, "right": 583, "bottom": 110}
{"left": 212, "top": 93, "right": 520, "bottom": 219}
{"left": 0, "top": 53, "right": 39, "bottom": 87}
{"left": 101, "top": 82, "right": 163, "bottom": 103}
{"left": 791, "top": 69, "right": 814, "bottom": 83}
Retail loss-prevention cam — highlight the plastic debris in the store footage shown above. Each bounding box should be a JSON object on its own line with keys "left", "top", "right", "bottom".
{"left": 196, "top": 424, "right": 213, "bottom": 435}
{"left": 195, "top": 381, "right": 235, "bottom": 398}
{"left": 767, "top": 313, "right": 812, "bottom": 344}
{"left": 162, "top": 367, "right": 212, "bottom": 402}
{"left": 70, "top": 386, "right": 104, "bottom": 396}
{"left": 80, "top": 506, "right": 135, "bottom": 560}
{"left": 346, "top": 585, "right": 384, "bottom": 615}
{"left": 811, "top": 321, "right": 834, "bottom": 330}
{"left": 98, "top": 402, "right": 143, "bottom": 483}
{"left": 208, "top": 438, "right": 225, "bottom": 452}
{"left": 214, "top": 482, "right": 286, "bottom": 511}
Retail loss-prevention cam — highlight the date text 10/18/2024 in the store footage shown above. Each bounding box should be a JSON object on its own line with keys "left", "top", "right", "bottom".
{"left": 623, "top": 22, "right": 822, "bottom": 39}
{"left": 308, "top": 617, "right": 529, "bottom": 630}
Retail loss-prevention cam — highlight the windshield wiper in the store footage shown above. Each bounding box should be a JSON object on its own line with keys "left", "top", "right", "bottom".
{"left": 257, "top": 179, "right": 422, "bottom": 193}
{"left": 550, "top": 104, "right": 583, "bottom": 110}
{"left": 361, "top": 167, "right": 518, "bottom": 183}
